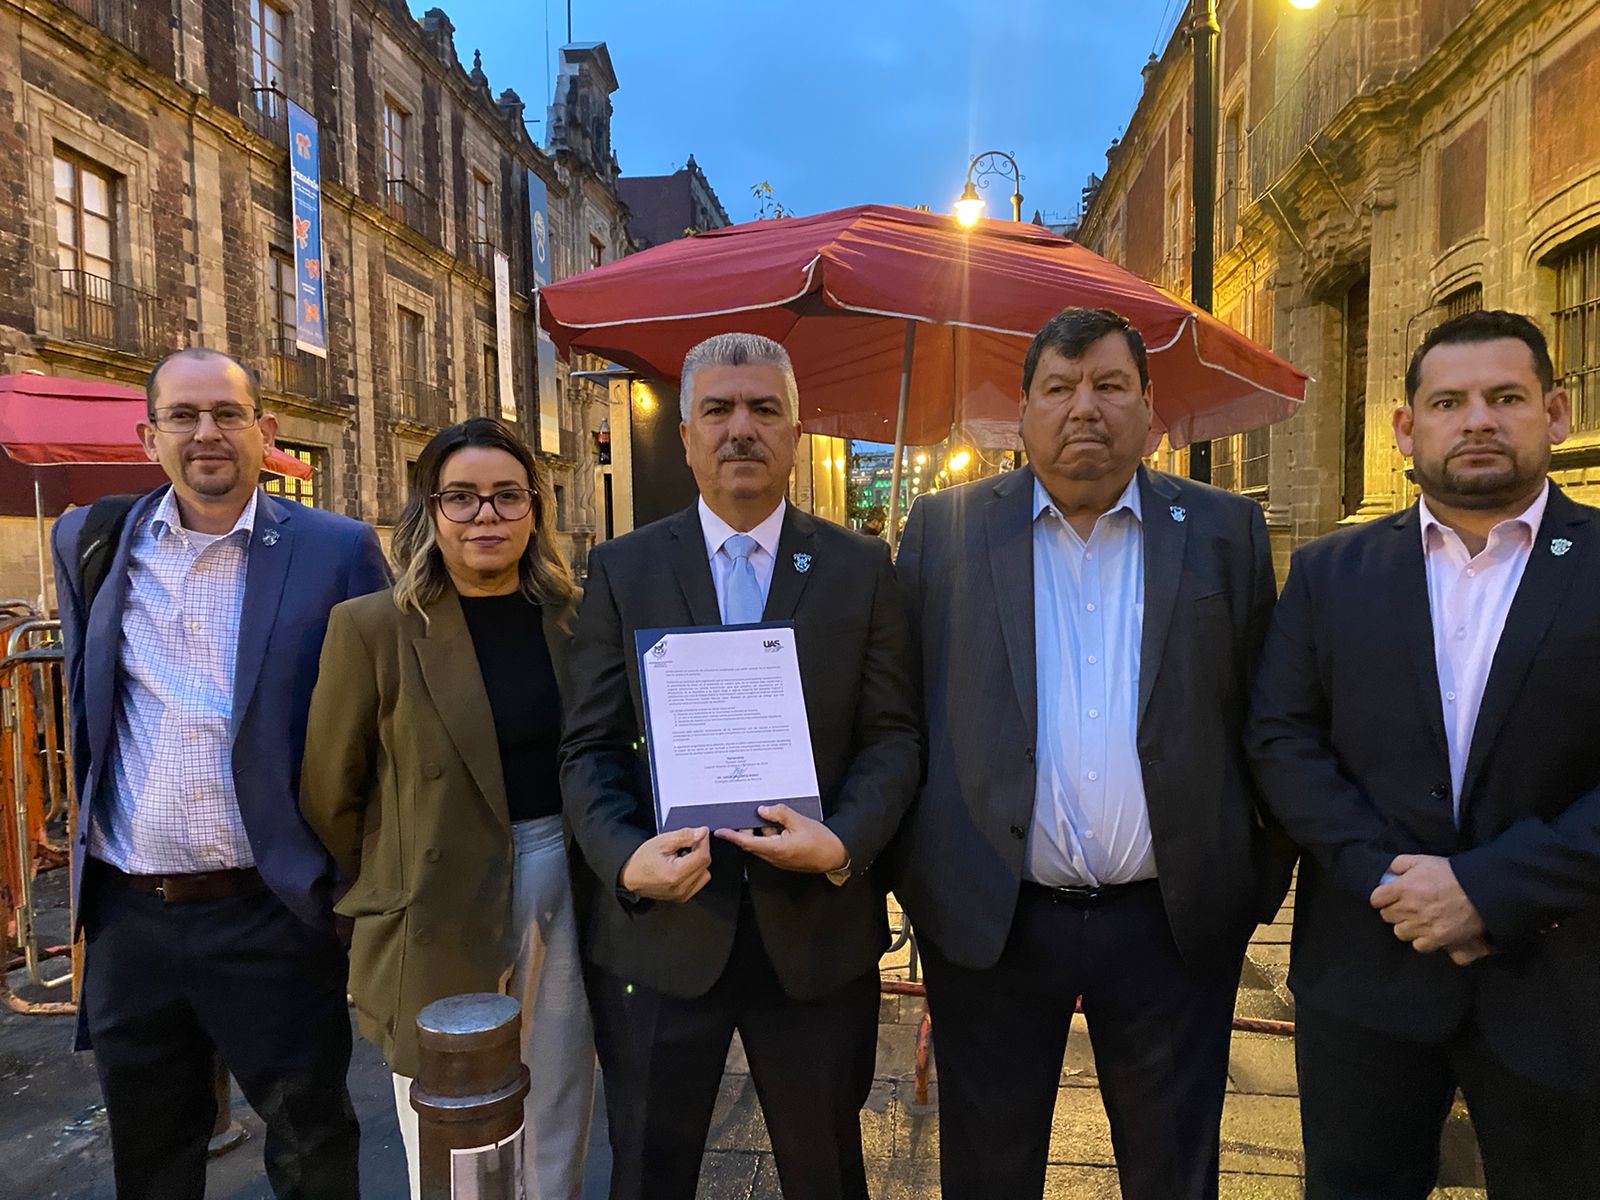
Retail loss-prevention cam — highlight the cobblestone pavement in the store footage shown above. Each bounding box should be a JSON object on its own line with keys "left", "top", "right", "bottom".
{"left": 2, "top": 872, "right": 1489, "bottom": 1198}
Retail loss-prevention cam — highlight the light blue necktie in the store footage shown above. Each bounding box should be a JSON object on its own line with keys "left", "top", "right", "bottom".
{"left": 722, "top": 533, "right": 764, "bottom": 625}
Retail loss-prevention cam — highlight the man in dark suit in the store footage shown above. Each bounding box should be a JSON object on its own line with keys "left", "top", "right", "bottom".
{"left": 893, "top": 307, "right": 1288, "bottom": 1200}
{"left": 561, "top": 332, "right": 920, "bottom": 1200}
{"left": 52, "top": 347, "right": 390, "bottom": 1199}
{"left": 1247, "top": 309, "right": 1600, "bottom": 1198}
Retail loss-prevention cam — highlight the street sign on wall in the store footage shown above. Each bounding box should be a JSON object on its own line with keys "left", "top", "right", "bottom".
{"left": 286, "top": 100, "right": 327, "bottom": 358}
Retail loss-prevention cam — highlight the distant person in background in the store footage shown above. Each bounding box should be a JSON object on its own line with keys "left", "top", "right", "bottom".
{"left": 861, "top": 507, "right": 887, "bottom": 539}
{"left": 301, "top": 417, "right": 595, "bottom": 1200}
{"left": 52, "top": 346, "right": 388, "bottom": 1199}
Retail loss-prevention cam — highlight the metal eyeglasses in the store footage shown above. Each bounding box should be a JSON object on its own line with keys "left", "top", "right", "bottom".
{"left": 431, "top": 488, "right": 537, "bottom": 523}
{"left": 148, "top": 404, "right": 260, "bottom": 433}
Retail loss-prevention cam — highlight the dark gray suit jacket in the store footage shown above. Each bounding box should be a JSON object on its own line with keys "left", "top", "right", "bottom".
{"left": 892, "top": 464, "right": 1292, "bottom": 975}
{"left": 560, "top": 502, "right": 921, "bottom": 1000}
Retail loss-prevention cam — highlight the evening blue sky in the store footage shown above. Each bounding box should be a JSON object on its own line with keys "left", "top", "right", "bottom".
{"left": 441, "top": 1, "right": 1187, "bottom": 226}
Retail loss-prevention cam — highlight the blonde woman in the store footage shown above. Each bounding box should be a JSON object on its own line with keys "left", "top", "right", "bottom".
{"left": 301, "top": 417, "right": 593, "bottom": 1199}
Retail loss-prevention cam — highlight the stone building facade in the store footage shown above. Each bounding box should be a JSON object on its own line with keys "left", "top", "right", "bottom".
{"left": 0, "top": 0, "right": 629, "bottom": 594}
{"left": 617, "top": 154, "right": 731, "bottom": 249}
{"left": 1075, "top": 0, "right": 1600, "bottom": 571}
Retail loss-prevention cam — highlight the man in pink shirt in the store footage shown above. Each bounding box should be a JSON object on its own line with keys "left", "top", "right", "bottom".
{"left": 1248, "top": 310, "right": 1600, "bottom": 1198}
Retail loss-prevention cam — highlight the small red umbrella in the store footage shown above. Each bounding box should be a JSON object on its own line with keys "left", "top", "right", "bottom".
{"left": 539, "top": 202, "right": 1305, "bottom": 469}
{"left": 0, "top": 373, "right": 315, "bottom": 607}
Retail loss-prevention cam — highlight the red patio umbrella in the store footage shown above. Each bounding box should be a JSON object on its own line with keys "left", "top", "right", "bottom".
{"left": 0, "top": 373, "right": 315, "bottom": 606}
{"left": 538, "top": 204, "right": 1306, "bottom": 531}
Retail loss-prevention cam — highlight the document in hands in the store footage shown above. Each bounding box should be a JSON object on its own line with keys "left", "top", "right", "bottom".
{"left": 635, "top": 623, "right": 822, "bottom": 833}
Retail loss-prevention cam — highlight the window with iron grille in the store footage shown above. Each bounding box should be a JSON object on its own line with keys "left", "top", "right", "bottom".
{"left": 1240, "top": 425, "right": 1269, "bottom": 490}
{"left": 384, "top": 99, "right": 410, "bottom": 191}
{"left": 1553, "top": 238, "right": 1600, "bottom": 434}
{"left": 473, "top": 173, "right": 494, "bottom": 248}
{"left": 1220, "top": 107, "right": 1244, "bottom": 251}
{"left": 1211, "top": 434, "right": 1238, "bottom": 492}
{"left": 1442, "top": 283, "right": 1482, "bottom": 322}
{"left": 269, "top": 250, "right": 296, "bottom": 345}
{"left": 397, "top": 306, "right": 425, "bottom": 385}
{"left": 248, "top": 0, "right": 286, "bottom": 111}
{"left": 55, "top": 149, "right": 116, "bottom": 283}
{"left": 264, "top": 442, "right": 329, "bottom": 508}
{"left": 1166, "top": 182, "right": 1185, "bottom": 292}
{"left": 590, "top": 236, "right": 604, "bottom": 270}
{"left": 483, "top": 343, "right": 499, "bottom": 414}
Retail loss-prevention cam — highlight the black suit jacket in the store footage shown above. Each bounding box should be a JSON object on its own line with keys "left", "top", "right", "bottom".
{"left": 892, "top": 465, "right": 1289, "bottom": 975}
{"left": 560, "top": 502, "right": 921, "bottom": 1001}
{"left": 1246, "top": 485, "right": 1600, "bottom": 1087}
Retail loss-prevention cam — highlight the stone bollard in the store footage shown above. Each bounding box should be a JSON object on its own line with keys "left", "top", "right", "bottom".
{"left": 412, "top": 993, "right": 530, "bottom": 1200}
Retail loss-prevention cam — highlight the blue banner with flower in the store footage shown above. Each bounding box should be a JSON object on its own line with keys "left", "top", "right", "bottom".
{"left": 287, "top": 100, "right": 327, "bottom": 358}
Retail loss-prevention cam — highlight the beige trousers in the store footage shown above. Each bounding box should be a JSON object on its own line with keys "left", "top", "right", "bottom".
{"left": 393, "top": 815, "right": 596, "bottom": 1200}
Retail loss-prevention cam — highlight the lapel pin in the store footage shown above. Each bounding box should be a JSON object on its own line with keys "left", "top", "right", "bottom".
{"left": 793, "top": 552, "right": 812, "bottom": 573}
{"left": 1551, "top": 537, "right": 1572, "bottom": 557}
{"left": 1169, "top": 505, "right": 1187, "bottom": 523}
{"left": 261, "top": 529, "right": 280, "bottom": 546}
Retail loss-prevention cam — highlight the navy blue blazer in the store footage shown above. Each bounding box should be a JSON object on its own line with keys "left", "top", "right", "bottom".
{"left": 52, "top": 486, "right": 391, "bottom": 932}
{"left": 1247, "top": 484, "right": 1600, "bottom": 1087}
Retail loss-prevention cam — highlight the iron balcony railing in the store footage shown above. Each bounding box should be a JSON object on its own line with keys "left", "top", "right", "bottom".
{"left": 386, "top": 178, "right": 438, "bottom": 242}
{"left": 265, "top": 336, "right": 325, "bottom": 399}
{"left": 249, "top": 85, "right": 289, "bottom": 147}
{"left": 54, "top": 269, "right": 158, "bottom": 358}
{"left": 1247, "top": 13, "right": 1369, "bottom": 200}
{"left": 57, "top": 0, "right": 155, "bottom": 59}
{"left": 399, "top": 377, "right": 451, "bottom": 428}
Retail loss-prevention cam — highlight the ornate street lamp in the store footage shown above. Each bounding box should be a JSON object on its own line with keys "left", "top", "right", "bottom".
{"left": 954, "top": 150, "right": 1023, "bottom": 226}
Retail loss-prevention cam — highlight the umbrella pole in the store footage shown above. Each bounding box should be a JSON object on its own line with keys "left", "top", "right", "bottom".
{"left": 33, "top": 477, "right": 48, "bottom": 614}
{"left": 886, "top": 320, "right": 916, "bottom": 552}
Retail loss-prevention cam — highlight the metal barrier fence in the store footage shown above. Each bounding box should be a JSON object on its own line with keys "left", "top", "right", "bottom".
{"left": 0, "top": 604, "right": 78, "bottom": 1015}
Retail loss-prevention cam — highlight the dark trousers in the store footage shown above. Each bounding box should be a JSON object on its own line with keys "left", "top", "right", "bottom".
{"left": 587, "top": 903, "right": 879, "bottom": 1200}
{"left": 921, "top": 880, "right": 1240, "bottom": 1200}
{"left": 81, "top": 862, "right": 359, "bottom": 1200}
{"left": 1297, "top": 1002, "right": 1600, "bottom": 1200}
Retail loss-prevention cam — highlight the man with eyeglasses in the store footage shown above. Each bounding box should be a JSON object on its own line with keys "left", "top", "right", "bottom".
{"left": 50, "top": 346, "right": 390, "bottom": 1199}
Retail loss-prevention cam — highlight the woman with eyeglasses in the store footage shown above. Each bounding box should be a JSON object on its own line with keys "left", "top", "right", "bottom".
{"left": 300, "top": 417, "right": 594, "bottom": 1199}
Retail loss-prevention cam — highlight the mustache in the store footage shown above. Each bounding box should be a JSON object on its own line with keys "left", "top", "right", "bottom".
{"left": 717, "top": 438, "right": 769, "bottom": 462}
{"left": 1446, "top": 439, "right": 1511, "bottom": 460}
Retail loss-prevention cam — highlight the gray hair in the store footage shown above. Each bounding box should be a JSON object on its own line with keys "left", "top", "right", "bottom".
{"left": 679, "top": 333, "right": 798, "bottom": 422}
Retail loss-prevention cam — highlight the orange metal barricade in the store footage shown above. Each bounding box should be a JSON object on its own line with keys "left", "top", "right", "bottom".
{"left": 1, "top": 604, "right": 78, "bottom": 1015}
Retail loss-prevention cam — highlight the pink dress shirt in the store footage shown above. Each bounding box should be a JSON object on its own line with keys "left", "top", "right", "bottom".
{"left": 1418, "top": 482, "right": 1549, "bottom": 820}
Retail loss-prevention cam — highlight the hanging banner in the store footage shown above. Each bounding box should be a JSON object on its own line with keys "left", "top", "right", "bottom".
{"left": 493, "top": 251, "right": 517, "bottom": 422}
{"left": 527, "top": 169, "right": 552, "bottom": 291}
{"left": 527, "top": 168, "right": 560, "bottom": 453}
{"left": 286, "top": 100, "right": 327, "bottom": 359}
{"left": 537, "top": 337, "right": 560, "bottom": 456}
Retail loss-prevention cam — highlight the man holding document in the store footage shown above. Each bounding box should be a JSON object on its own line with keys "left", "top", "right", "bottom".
{"left": 561, "top": 332, "right": 920, "bottom": 1200}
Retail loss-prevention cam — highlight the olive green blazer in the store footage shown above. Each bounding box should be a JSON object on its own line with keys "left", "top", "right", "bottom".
{"left": 299, "top": 584, "right": 576, "bottom": 1077}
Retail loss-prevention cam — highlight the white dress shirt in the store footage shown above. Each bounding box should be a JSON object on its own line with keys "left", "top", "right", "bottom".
{"left": 90, "top": 489, "right": 259, "bottom": 873}
{"left": 1028, "top": 476, "right": 1156, "bottom": 887}
{"left": 1419, "top": 481, "right": 1548, "bottom": 819}
{"left": 698, "top": 496, "right": 786, "bottom": 622}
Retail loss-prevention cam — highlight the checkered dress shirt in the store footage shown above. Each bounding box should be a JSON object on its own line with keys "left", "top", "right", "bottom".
{"left": 88, "top": 489, "right": 259, "bottom": 873}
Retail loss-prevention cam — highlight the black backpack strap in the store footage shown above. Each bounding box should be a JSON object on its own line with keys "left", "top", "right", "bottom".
{"left": 76, "top": 492, "right": 145, "bottom": 610}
